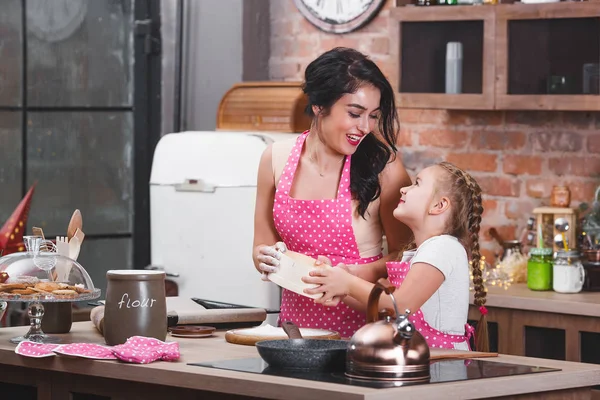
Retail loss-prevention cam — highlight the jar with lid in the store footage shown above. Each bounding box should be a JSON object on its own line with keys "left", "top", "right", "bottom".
{"left": 500, "top": 240, "right": 527, "bottom": 283}
{"left": 502, "top": 240, "right": 522, "bottom": 260}
{"left": 583, "top": 256, "right": 600, "bottom": 291}
{"left": 104, "top": 270, "right": 167, "bottom": 345}
{"left": 527, "top": 248, "right": 553, "bottom": 291}
{"left": 551, "top": 185, "right": 571, "bottom": 208}
{"left": 553, "top": 250, "right": 585, "bottom": 293}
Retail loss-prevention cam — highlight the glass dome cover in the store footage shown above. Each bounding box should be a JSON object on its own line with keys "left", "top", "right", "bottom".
{"left": 0, "top": 236, "right": 100, "bottom": 302}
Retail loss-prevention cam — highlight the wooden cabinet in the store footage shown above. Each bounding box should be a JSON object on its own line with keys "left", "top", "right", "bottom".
{"left": 0, "top": 367, "right": 50, "bottom": 400}
{"left": 390, "top": 2, "right": 600, "bottom": 110}
{"left": 216, "top": 82, "right": 311, "bottom": 133}
{"left": 0, "top": 366, "right": 253, "bottom": 400}
{"left": 468, "top": 301, "right": 600, "bottom": 364}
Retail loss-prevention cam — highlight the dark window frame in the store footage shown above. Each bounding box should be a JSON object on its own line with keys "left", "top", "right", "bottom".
{"left": 0, "top": 0, "right": 161, "bottom": 271}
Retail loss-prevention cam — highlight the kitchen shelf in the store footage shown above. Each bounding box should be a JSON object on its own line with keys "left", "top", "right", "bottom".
{"left": 390, "top": 2, "right": 600, "bottom": 111}
{"left": 496, "top": 2, "right": 600, "bottom": 110}
{"left": 390, "top": 6, "right": 496, "bottom": 109}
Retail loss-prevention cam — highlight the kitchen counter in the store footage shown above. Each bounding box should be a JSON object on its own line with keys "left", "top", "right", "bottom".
{"left": 1, "top": 322, "right": 600, "bottom": 400}
{"left": 470, "top": 283, "right": 600, "bottom": 317}
{"left": 469, "top": 284, "right": 600, "bottom": 363}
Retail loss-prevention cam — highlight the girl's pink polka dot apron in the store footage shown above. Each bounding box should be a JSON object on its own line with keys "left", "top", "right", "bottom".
{"left": 273, "top": 131, "right": 381, "bottom": 338}
{"left": 387, "top": 261, "right": 474, "bottom": 350}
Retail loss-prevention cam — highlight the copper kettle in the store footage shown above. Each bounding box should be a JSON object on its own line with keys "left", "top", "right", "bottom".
{"left": 346, "top": 278, "right": 430, "bottom": 383}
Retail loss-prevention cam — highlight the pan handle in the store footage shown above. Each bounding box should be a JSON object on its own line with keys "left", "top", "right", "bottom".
{"left": 282, "top": 321, "right": 303, "bottom": 339}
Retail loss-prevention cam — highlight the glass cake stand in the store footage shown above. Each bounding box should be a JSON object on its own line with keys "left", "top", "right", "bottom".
{"left": 0, "top": 236, "right": 101, "bottom": 343}
{"left": 3, "top": 290, "right": 101, "bottom": 343}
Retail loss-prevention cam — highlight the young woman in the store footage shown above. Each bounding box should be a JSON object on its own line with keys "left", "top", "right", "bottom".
{"left": 302, "top": 162, "right": 489, "bottom": 352}
{"left": 252, "top": 47, "right": 412, "bottom": 338}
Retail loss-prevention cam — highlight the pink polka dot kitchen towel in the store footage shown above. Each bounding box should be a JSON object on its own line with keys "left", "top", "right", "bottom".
{"left": 110, "top": 336, "right": 180, "bottom": 364}
{"left": 54, "top": 343, "right": 117, "bottom": 360}
{"left": 15, "top": 336, "right": 180, "bottom": 364}
{"left": 15, "top": 341, "right": 62, "bottom": 358}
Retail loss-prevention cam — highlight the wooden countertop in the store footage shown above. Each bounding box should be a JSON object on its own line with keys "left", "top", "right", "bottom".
{"left": 1, "top": 322, "right": 599, "bottom": 399}
{"left": 470, "top": 283, "right": 600, "bottom": 317}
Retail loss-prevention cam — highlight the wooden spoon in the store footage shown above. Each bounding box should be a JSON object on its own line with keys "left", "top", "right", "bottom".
{"left": 67, "top": 210, "right": 83, "bottom": 241}
{"left": 430, "top": 349, "right": 499, "bottom": 361}
{"left": 68, "top": 229, "right": 85, "bottom": 260}
{"left": 32, "top": 227, "right": 48, "bottom": 251}
{"left": 32, "top": 227, "right": 45, "bottom": 239}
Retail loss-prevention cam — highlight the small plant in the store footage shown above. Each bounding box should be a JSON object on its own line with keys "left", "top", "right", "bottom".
{"left": 578, "top": 185, "right": 600, "bottom": 250}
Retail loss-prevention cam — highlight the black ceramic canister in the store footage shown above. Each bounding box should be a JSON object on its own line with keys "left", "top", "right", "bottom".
{"left": 104, "top": 270, "right": 167, "bottom": 345}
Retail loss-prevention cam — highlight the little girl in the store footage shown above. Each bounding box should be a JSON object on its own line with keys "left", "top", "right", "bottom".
{"left": 302, "top": 161, "right": 489, "bottom": 352}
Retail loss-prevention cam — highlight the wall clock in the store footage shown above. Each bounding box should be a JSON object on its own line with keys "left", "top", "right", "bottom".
{"left": 26, "top": 0, "right": 88, "bottom": 42}
{"left": 293, "top": 0, "right": 386, "bottom": 34}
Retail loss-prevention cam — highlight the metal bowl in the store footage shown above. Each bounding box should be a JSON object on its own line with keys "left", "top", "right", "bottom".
{"left": 584, "top": 250, "right": 600, "bottom": 263}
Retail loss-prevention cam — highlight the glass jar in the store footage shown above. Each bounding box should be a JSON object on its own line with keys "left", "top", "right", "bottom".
{"left": 583, "top": 260, "right": 600, "bottom": 291}
{"left": 500, "top": 240, "right": 527, "bottom": 284}
{"left": 502, "top": 240, "right": 523, "bottom": 261}
{"left": 582, "top": 249, "right": 600, "bottom": 291}
{"left": 553, "top": 250, "right": 585, "bottom": 293}
{"left": 527, "top": 248, "right": 553, "bottom": 291}
{"left": 551, "top": 185, "right": 571, "bottom": 208}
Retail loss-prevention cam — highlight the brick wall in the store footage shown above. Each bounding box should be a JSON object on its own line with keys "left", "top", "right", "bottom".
{"left": 269, "top": 0, "right": 600, "bottom": 261}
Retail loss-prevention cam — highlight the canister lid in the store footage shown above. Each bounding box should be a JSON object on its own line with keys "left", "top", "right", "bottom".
{"left": 530, "top": 248, "right": 553, "bottom": 256}
{"left": 106, "top": 270, "right": 165, "bottom": 281}
{"left": 554, "top": 250, "right": 580, "bottom": 259}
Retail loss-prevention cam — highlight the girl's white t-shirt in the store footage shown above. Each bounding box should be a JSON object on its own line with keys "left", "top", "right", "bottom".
{"left": 401, "top": 234, "right": 470, "bottom": 350}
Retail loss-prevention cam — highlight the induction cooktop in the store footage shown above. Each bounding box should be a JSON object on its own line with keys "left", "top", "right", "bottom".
{"left": 189, "top": 358, "right": 559, "bottom": 389}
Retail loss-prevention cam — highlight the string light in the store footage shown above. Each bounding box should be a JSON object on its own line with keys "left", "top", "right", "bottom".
{"left": 470, "top": 255, "right": 513, "bottom": 291}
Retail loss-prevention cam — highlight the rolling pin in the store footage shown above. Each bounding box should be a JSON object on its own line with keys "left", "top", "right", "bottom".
{"left": 90, "top": 305, "right": 105, "bottom": 335}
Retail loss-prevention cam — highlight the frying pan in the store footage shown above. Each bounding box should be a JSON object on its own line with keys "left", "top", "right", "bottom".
{"left": 255, "top": 321, "right": 349, "bottom": 371}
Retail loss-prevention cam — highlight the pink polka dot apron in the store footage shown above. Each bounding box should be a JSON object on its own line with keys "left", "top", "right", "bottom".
{"left": 387, "top": 261, "right": 474, "bottom": 350}
{"left": 273, "top": 131, "right": 381, "bottom": 338}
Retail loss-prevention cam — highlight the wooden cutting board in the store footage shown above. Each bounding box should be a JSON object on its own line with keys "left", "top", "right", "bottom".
{"left": 225, "top": 325, "right": 340, "bottom": 346}
{"left": 430, "top": 348, "right": 498, "bottom": 361}
{"left": 226, "top": 325, "right": 499, "bottom": 360}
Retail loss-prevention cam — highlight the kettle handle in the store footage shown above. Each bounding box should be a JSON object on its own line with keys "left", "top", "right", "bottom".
{"left": 367, "top": 278, "right": 396, "bottom": 323}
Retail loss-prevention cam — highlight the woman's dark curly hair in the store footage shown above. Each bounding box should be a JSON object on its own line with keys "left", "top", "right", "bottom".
{"left": 302, "top": 47, "right": 399, "bottom": 218}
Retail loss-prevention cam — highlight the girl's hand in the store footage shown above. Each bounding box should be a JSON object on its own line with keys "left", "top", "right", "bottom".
{"left": 323, "top": 260, "right": 357, "bottom": 277}
{"left": 256, "top": 242, "right": 287, "bottom": 281}
{"left": 310, "top": 256, "right": 346, "bottom": 306}
{"left": 302, "top": 262, "right": 353, "bottom": 305}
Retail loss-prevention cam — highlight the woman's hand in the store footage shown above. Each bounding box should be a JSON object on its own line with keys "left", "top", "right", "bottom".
{"left": 302, "top": 260, "right": 355, "bottom": 305}
{"left": 256, "top": 242, "right": 287, "bottom": 281}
